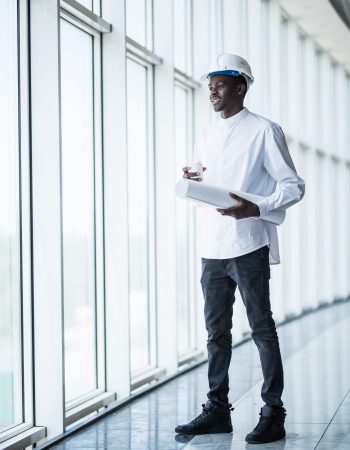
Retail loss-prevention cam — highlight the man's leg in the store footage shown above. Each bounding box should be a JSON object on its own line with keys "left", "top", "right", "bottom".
{"left": 226, "top": 245, "right": 286, "bottom": 443}
{"left": 227, "top": 245, "right": 284, "bottom": 407}
{"left": 174, "top": 257, "right": 236, "bottom": 435}
{"left": 200, "top": 258, "right": 237, "bottom": 409}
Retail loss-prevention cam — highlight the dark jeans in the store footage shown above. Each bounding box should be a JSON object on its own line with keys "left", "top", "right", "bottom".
{"left": 200, "top": 245, "right": 284, "bottom": 409}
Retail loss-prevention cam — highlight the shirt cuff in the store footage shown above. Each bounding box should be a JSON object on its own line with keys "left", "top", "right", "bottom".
{"left": 255, "top": 198, "right": 270, "bottom": 219}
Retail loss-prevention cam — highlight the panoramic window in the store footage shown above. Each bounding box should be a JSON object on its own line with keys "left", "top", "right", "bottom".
{"left": 174, "top": 83, "right": 197, "bottom": 360}
{"left": 174, "top": 0, "right": 193, "bottom": 74}
{"left": 0, "top": 0, "right": 23, "bottom": 435}
{"left": 126, "top": 0, "right": 153, "bottom": 48}
{"left": 126, "top": 56, "right": 157, "bottom": 379}
{"left": 60, "top": 18, "right": 105, "bottom": 408}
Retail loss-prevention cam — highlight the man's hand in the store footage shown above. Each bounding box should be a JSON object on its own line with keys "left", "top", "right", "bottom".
{"left": 217, "top": 193, "right": 260, "bottom": 219}
{"left": 182, "top": 166, "right": 207, "bottom": 182}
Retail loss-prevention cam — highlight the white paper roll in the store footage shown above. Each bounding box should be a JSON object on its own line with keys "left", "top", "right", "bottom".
{"left": 175, "top": 179, "right": 285, "bottom": 225}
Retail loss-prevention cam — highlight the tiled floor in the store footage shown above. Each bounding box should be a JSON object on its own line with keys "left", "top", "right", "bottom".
{"left": 49, "top": 301, "right": 350, "bottom": 450}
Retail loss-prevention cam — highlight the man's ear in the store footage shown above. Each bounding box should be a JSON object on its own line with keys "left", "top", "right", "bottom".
{"left": 237, "top": 82, "right": 246, "bottom": 97}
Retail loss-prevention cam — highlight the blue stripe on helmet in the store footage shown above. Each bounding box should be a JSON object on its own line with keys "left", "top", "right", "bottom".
{"left": 208, "top": 70, "right": 241, "bottom": 78}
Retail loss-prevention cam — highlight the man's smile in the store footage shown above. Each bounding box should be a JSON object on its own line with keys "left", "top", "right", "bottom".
{"left": 211, "top": 96, "right": 221, "bottom": 105}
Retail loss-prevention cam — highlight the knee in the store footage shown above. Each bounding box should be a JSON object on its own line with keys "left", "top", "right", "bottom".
{"left": 250, "top": 315, "right": 278, "bottom": 341}
{"left": 207, "top": 330, "right": 232, "bottom": 349}
{"left": 251, "top": 323, "right": 278, "bottom": 341}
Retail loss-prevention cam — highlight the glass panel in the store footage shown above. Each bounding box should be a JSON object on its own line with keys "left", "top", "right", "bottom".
{"left": 0, "top": 0, "right": 22, "bottom": 432}
{"left": 315, "top": 51, "right": 322, "bottom": 149}
{"left": 347, "top": 77, "right": 350, "bottom": 158}
{"left": 174, "top": 85, "right": 195, "bottom": 357}
{"left": 126, "top": 58, "right": 152, "bottom": 374}
{"left": 261, "top": 0, "right": 270, "bottom": 117}
{"left": 280, "top": 18, "right": 289, "bottom": 128}
{"left": 174, "top": 0, "right": 191, "bottom": 73}
{"left": 126, "top": 0, "right": 147, "bottom": 46}
{"left": 238, "top": 0, "right": 248, "bottom": 57}
{"left": 209, "top": 0, "right": 223, "bottom": 62}
{"left": 60, "top": 20, "right": 97, "bottom": 403}
{"left": 298, "top": 35, "right": 306, "bottom": 140}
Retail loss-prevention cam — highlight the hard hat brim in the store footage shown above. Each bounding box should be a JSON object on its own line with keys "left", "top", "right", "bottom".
{"left": 200, "top": 71, "right": 254, "bottom": 91}
{"left": 200, "top": 70, "right": 240, "bottom": 81}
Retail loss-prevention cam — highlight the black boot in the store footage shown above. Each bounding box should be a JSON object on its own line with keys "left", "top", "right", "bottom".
{"left": 245, "top": 405, "right": 286, "bottom": 444}
{"left": 175, "top": 402, "right": 233, "bottom": 435}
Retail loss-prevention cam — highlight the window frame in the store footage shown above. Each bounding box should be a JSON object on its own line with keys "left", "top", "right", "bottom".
{"left": 209, "top": 0, "right": 223, "bottom": 63}
{"left": 173, "top": 0, "right": 194, "bottom": 76}
{"left": 125, "top": 0, "right": 154, "bottom": 50}
{"left": 58, "top": 2, "right": 115, "bottom": 428}
{"left": 58, "top": 11, "right": 111, "bottom": 421}
{"left": 173, "top": 73, "right": 203, "bottom": 367}
{"left": 280, "top": 15, "right": 289, "bottom": 128}
{"left": 125, "top": 50, "right": 160, "bottom": 388}
{"left": 0, "top": 0, "right": 45, "bottom": 446}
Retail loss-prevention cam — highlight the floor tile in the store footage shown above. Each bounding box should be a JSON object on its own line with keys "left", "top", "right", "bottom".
{"left": 330, "top": 400, "right": 350, "bottom": 424}
{"left": 316, "top": 443, "right": 350, "bottom": 450}
{"left": 185, "top": 434, "right": 319, "bottom": 450}
{"left": 318, "top": 424, "right": 350, "bottom": 444}
{"left": 49, "top": 428, "right": 186, "bottom": 449}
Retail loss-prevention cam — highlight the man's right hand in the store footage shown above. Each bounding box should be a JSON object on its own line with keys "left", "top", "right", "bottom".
{"left": 182, "top": 166, "right": 207, "bottom": 182}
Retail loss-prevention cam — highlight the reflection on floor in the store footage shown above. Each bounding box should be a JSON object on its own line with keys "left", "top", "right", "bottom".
{"left": 49, "top": 300, "right": 350, "bottom": 449}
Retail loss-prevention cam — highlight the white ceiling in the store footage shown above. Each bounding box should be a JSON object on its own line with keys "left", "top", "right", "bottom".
{"left": 279, "top": 0, "right": 350, "bottom": 73}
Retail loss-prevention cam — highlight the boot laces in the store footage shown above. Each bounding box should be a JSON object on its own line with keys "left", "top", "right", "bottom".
{"left": 191, "top": 404, "right": 234, "bottom": 424}
{"left": 191, "top": 404, "right": 211, "bottom": 424}
{"left": 254, "top": 413, "right": 273, "bottom": 433}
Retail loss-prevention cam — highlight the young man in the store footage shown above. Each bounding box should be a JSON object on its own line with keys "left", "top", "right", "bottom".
{"left": 175, "top": 54, "right": 305, "bottom": 444}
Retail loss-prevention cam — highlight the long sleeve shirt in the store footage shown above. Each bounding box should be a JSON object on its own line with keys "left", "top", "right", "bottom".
{"left": 194, "top": 107, "right": 305, "bottom": 264}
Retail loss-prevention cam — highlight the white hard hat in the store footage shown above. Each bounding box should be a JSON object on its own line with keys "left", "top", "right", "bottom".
{"left": 200, "top": 53, "right": 254, "bottom": 90}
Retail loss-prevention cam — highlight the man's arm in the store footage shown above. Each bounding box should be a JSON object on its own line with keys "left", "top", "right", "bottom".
{"left": 216, "top": 125, "right": 304, "bottom": 220}
{"left": 255, "top": 125, "right": 305, "bottom": 218}
{"left": 217, "top": 193, "right": 260, "bottom": 219}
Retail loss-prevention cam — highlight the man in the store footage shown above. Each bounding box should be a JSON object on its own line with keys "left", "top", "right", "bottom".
{"left": 175, "top": 54, "right": 305, "bottom": 444}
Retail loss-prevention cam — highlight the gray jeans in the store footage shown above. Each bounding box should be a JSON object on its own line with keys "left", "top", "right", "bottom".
{"left": 200, "top": 245, "right": 284, "bottom": 409}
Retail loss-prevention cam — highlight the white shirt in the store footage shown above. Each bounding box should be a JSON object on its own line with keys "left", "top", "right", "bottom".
{"left": 194, "top": 107, "right": 305, "bottom": 264}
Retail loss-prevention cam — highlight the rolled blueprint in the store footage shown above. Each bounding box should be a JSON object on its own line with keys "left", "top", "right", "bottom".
{"left": 175, "top": 179, "right": 285, "bottom": 225}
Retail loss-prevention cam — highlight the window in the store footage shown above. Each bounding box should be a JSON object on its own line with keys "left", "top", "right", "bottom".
{"left": 261, "top": 0, "right": 270, "bottom": 117}
{"left": 0, "top": 0, "right": 34, "bottom": 444}
{"left": 126, "top": 56, "right": 157, "bottom": 379}
{"left": 60, "top": 17, "right": 106, "bottom": 410}
{"left": 174, "top": 83, "right": 197, "bottom": 360}
{"left": 0, "top": 0, "right": 22, "bottom": 433}
{"left": 298, "top": 33, "right": 306, "bottom": 141}
{"left": 174, "top": 0, "right": 193, "bottom": 75}
{"left": 126, "top": 0, "right": 153, "bottom": 49}
{"left": 209, "top": 0, "right": 223, "bottom": 62}
{"left": 330, "top": 63, "right": 338, "bottom": 154}
{"left": 172, "top": 0, "right": 199, "bottom": 363}
{"left": 280, "top": 17, "right": 289, "bottom": 127}
{"left": 315, "top": 153, "right": 326, "bottom": 301}
{"left": 238, "top": 0, "right": 248, "bottom": 57}
{"left": 347, "top": 76, "right": 350, "bottom": 159}
{"left": 315, "top": 50, "right": 323, "bottom": 149}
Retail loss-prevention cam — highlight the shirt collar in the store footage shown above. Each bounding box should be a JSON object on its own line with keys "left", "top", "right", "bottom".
{"left": 218, "top": 107, "right": 249, "bottom": 128}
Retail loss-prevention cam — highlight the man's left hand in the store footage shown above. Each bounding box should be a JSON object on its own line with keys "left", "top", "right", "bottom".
{"left": 217, "top": 193, "right": 260, "bottom": 219}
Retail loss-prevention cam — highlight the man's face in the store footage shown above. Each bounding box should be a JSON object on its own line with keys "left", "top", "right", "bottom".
{"left": 208, "top": 74, "right": 243, "bottom": 112}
